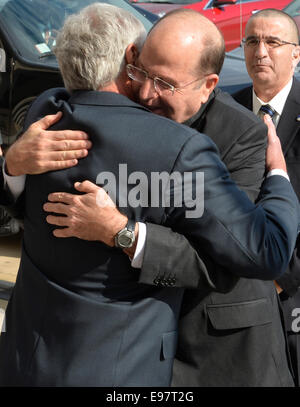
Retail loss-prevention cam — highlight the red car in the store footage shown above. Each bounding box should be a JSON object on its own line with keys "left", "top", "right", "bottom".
{"left": 185, "top": 0, "right": 291, "bottom": 51}
{"left": 131, "top": 0, "right": 291, "bottom": 51}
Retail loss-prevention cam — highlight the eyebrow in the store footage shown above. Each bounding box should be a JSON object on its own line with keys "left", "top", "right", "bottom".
{"left": 246, "top": 35, "right": 283, "bottom": 41}
{"left": 138, "top": 61, "right": 178, "bottom": 86}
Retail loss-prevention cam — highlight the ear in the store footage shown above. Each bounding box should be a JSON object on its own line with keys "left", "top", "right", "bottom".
{"left": 199, "top": 74, "right": 219, "bottom": 103}
{"left": 125, "top": 44, "right": 139, "bottom": 65}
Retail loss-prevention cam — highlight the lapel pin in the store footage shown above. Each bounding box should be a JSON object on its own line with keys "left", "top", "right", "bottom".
{"left": 297, "top": 115, "right": 300, "bottom": 122}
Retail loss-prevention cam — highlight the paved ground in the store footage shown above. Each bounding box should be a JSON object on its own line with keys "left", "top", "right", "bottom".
{"left": 0, "top": 232, "right": 22, "bottom": 283}
{"left": 0, "top": 232, "right": 21, "bottom": 332}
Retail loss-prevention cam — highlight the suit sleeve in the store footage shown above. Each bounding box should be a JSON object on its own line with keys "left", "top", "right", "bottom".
{"left": 140, "top": 222, "right": 239, "bottom": 292}
{"left": 138, "top": 122, "right": 267, "bottom": 290}
{"left": 0, "top": 156, "right": 16, "bottom": 207}
{"left": 223, "top": 121, "right": 267, "bottom": 202}
{"left": 276, "top": 236, "right": 300, "bottom": 296}
{"left": 138, "top": 133, "right": 299, "bottom": 287}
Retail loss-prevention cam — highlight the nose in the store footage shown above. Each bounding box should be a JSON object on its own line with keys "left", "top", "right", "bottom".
{"left": 138, "top": 77, "right": 159, "bottom": 101}
{"left": 254, "top": 40, "right": 268, "bottom": 58}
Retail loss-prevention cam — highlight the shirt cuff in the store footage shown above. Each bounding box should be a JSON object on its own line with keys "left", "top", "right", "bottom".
{"left": 131, "top": 222, "right": 146, "bottom": 269}
{"left": 2, "top": 159, "right": 26, "bottom": 200}
{"left": 266, "top": 169, "right": 290, "bottom": 181}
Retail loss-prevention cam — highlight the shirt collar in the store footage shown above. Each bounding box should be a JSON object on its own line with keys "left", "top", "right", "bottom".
{"left": 252, "top": 78, "right": 293, "bottom": 116}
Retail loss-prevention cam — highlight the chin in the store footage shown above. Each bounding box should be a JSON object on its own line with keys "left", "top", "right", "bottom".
{"left": 150, "top": 108, "right": 165, "bottom": 117}
{"left": 253, "top": 71, "right": 272, "bottom": 82}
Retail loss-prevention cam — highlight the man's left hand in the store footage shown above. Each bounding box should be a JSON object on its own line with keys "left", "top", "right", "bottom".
{"left": 43, "top": 180, "right": 127, "bottom": 246}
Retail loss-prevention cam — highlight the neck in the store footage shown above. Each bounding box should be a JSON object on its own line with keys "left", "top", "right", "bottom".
{"left": 253, "top": 78, "right": 292, "bottom": 103}
{"left": 100, "top": 82, "right": 120, "bottom": 93}
{"left": 98, "top": 70, "right": 132, "bottom": 99}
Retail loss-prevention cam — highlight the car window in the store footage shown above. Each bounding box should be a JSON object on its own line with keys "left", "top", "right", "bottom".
{"left": 0, "top": 0, "right": 154, "bottom": 66}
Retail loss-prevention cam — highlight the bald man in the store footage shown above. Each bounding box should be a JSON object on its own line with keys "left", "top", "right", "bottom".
{"left": 234, "top": 8, "right": 300, "bottom": 386}
{"left": 2, "top": 10, "right": 295, "bottom": 386}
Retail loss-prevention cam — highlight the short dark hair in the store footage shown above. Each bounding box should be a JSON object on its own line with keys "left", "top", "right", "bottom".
{"left": 248, "top": 8, "right": 299, "bottom": 44}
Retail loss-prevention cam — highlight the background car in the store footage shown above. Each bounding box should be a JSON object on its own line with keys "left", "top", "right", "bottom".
{"left": 130, "top": 0, "right": 291, "bottom": 50}
{"left": 0, "top": 0, "right": 157, "bottom": 148}
{"left": 184, "top": 0, "right": 291, "bottom": 51}
{"left": 130, "top": 0, "right": 200, "bottom": 17}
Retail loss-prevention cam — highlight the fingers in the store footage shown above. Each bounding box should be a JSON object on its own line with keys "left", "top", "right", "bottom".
{"left": 45, "top": 138, "right": 92, "bottom": 152}
{"left": 46, "top": 215, "right": 73, "bottom": 238}
{"left": 34, "top": 112, "right": 63, "bottom": 130}
{"left": 74, "top": 180, "right": 99, "bottom": 194}
{"left": 47, "top": 147, "right": 89, "bottom": 161}
{"left": 52, "top": 228, "right": 73, "bottom": 238}
{"left": 264, "top": 114, "right": 287, "bottom": 173}
{"left": 46, "top": 192, "right": 75, "bottom": 205}
{"left": 31, "top": 147, "right": 89, "bottom": 172}
{"left": 263, "top": 114, "right": 277, "bottom": 140}
{"left": 30, "top": 113, "right": 90, "bottom": 146}
{"left": 43, "top": 201, "right": 70, "bottom": 214}
{"left": 46, "top": 214, "right": 68, "bottom": 226}
{"left": 50, "top": 130, "right": 89, "bottom": 142}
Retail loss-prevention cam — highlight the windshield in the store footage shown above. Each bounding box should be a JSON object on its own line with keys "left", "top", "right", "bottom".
{"left": 0, "top": 0, "right": 154, "bottom": 67}
{"left": 132, "top": 0, "right": 200, "bottom": 3}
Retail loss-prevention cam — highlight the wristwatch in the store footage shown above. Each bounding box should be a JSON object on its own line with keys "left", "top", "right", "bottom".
{"left": 114, "top": 219, "right": 136, "bottom": 248}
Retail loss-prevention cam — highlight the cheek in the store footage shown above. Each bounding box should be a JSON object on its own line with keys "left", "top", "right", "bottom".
{"left": 272, "top": 57, "right": 290, "bottom": 78}
{"left": 169, "top": 98, "right": 198, "bottom": 123}
{"left": 132, "top": 81, "right": 141, "bottom": 100}
{"left": 245, "top": 52, "right": 254, "bottom": 69}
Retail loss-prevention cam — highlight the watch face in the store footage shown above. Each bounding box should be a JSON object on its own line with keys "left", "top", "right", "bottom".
{"left": 115, "top": 225, "right": 135, "bottom": 248}
{"left": 119, "top": 234, "right": 132, "bottom": 247}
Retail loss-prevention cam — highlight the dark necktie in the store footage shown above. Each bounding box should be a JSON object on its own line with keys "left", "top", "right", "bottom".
{"left": 258, "top": 104, "right": 276, "bottom": 121}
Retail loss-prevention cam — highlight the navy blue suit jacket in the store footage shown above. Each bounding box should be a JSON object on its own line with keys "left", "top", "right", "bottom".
{"left": 0, "top": 88, "right": 299, "bottom": 386}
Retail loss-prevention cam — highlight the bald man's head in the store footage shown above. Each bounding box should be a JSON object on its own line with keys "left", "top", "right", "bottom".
{"left": 246, "top": 8, "right": 299, "bottom": 44}
{"left": 148, "top": 9, "right": 225, "bottom": 76}
{"left": 244, "top": 8, "right": 300, "bottom": 100}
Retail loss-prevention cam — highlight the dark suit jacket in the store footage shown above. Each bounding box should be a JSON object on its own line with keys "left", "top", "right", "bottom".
{"left": 138, "top": 88, "right": 297, "bottom": 386}
{"left": 234, "top": 78, "right": 300, "bottom": 385}
{"left": 0, "top": 88, "right": 298, "bottom": 387}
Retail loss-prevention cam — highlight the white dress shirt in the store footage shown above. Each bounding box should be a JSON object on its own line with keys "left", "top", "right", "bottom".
{"left": 252, "top": 78, "right": 293, "bottom": 128}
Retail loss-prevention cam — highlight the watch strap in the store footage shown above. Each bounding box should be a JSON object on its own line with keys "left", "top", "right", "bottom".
{"left": 126, "top": 219, "right": 135, "bottom": 234}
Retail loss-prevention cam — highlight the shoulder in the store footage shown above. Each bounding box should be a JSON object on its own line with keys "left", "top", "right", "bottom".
{"left": 24, "top": 87, "right": 70, "bottom": 129}
{"left": 204, "top": 88, "right": 265, "bottom": 142}
{"left": 150, "top": 113, "right": 220, "bottom": 159}
{"left": 212, "top": 88, "right": 256, "bottom": 122}
{"left": 288, "top": 77, "right": 300, "bottom": 101}
{"left": 232, "top": 86, "right": 252, "bottom": 105}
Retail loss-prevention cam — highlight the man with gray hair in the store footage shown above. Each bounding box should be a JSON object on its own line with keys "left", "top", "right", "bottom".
{"left": 0, "top": 3, "right": 298, "bottom": 387}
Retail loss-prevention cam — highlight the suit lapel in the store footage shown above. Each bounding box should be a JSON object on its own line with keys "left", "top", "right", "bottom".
{"left": 233, "top": 86, "right": 253, "bottom": 111}
{"left": 276, "top": 79, "right": 300, "bottom": 155}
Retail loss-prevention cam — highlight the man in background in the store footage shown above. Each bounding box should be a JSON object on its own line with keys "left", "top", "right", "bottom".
{"left": 234, "top": 8, "right": 300, "bottom": 386}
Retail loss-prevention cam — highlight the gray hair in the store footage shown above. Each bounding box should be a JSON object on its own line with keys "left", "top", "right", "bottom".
{"left": 54, "top": 3, "right": 147, "bottom": 92}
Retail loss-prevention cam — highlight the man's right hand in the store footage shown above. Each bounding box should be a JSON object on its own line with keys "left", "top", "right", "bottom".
{"left": 264, "top": 114, "right": 287, "bottom": 173}
{"left": 5, "top": 111, "right": 91, "bottom": 176}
